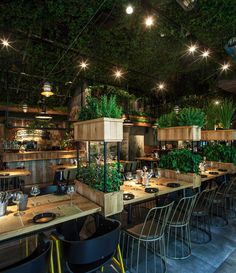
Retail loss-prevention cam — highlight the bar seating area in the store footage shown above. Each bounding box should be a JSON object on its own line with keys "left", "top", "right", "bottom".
{"left": 0, "top": 1, "right": 236, "bottom": 273}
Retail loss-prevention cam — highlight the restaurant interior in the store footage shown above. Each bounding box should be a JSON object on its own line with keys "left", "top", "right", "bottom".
{"left": 0, "top": 1, "right": 236, "bottom": 273}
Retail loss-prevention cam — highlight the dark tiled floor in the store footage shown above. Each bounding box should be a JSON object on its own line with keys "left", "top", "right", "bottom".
{"left": 101, "top": 218, "right": 236, "bottom": 273}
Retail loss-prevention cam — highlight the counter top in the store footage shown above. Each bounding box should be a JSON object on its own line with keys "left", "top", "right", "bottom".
{"left": 1, "top": 150, "right": 79, "bottom": 162}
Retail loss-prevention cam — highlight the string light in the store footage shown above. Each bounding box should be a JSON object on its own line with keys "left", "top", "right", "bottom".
{"left": 79, "top": 60, "right": 89, "bottom": 70}
{"left": 157, "top": 82, "right": 166, "bottom": 91}
{"left": 113, "top": 69, "right": 124, "bottom": 80}
{"left": 145, "top": 16, "right": 154, "bottom": 27}
{"left": 187, "top": 43, "right": 198, "bottom": 54}
{"left": 220, "top": 62, "right": 230, "bottom": 72}
{"left": 1, "top": 38, "right": 10, "bottom": 48}
{"left": 201, "top": 49, "right": 210, "bottom": 59}
{"left": 126, "top": 5, "right": 134, "bottom": 14}
{"left": 214, "top": 100, "right": 220, "bottom": 105}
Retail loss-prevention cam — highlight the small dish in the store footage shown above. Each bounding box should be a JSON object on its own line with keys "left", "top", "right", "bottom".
{"left": 145, "top": 187, "right": 159, "bottom": 193}
{"left": 123, "top": 193, "right": 135, "bottom": 200}
{"left": 218, "top": 169, "right": 227, "bottom": 172}
{"left": 33, "top": 212, "right": 56, "bottom": 224}
{"left": 208, "top": 171, "right": 219, "bottom": 175}
{"left": 166, "top": 182, "right": 180, "bottom": 188}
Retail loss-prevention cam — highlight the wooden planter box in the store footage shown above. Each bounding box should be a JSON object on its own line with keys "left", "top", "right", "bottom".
{"left": 206, "top": 161, "right": 236, "bottom": 172}
{"left": 159, "top": 169, "right": 201, "bottom": 188}
{"left": 201, "top": 130, "right": 236, "bottom": 141}
{"left": 157, "top": 126, "right": 201, "bottom": 141}
{"left": 75, "top": 180, "right": 124, "bottom": 217}
{"left": 74, "top": 117, "right": 123, "bottom": 142}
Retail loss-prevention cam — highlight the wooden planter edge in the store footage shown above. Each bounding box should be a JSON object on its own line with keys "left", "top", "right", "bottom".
{"left": 75, "top": 180, "right": 124, "bottom": 217}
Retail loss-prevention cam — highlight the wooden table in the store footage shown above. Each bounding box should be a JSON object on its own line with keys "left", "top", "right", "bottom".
{"left": 51, "top": 164, "right": 77, "bottom": 172}
{"left": 0, "top": 169, "right": 31, "bottom": 179}
{"left": 135, "top": 157, "right": 159, "bottom": 169}
{"left": 121, "top": 177, "right": 192, "bottom": 205}
{"left": 0, "top": 169, "right": 31, "bottom": 191}
{"left": 200, "top": 168, "right": 231, "bottom": 183}
{"left": 0, "top": 193, "right": 101, "bottom": 243}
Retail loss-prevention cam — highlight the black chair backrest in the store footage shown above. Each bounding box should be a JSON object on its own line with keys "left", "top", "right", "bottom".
{"left": 0, "top": 241, "right": 51, "bottom": 273}
{"left": 59, "top": 218, "right": 121, "bottom": 265}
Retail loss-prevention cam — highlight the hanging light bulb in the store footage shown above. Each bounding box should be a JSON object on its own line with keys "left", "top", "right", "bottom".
{"left": 220, "top": 62, "right": 230, "bottom": 72}
{"left": 145, "top": 16, "right": 154, "bottom": 28}
{"left": 41, "top": 82, "right": 54, "bottom": 97}
{"left": 201, "top": 49, "right": 210, "bottom": 59}
{"left": 79, "top": 60, "right": 89, "bottom": 70}
{"left": 1, "top": 38, "right": 10, "bottom": 48}
{"left": 187, "top": 43, "right": 198, "bottom": 54}
{"left": 126, "top": 5, "right": 134, "bottom": 14}
{"left": 113, "top": 69, "right": 124, "bottom": 80}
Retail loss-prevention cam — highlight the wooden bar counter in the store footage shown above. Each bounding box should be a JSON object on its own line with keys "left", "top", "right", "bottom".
{"left": 1, "top": 150, "right": 78, "bottom": 185}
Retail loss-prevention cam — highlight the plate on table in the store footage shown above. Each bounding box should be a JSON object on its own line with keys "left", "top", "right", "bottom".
{"left": 123, "top": 193, "right": 135, "bottom": 200}
{"left": 218, "top": 169, "right": 227, "bottom": 172}
{"left": 208, "top": 171, "right": 219, "bottom": 175}
{"left": 0, "top": 173, "right": 10, "bottom": 176}
{"left": 166, "top": 182, "right": 180, "bottom": 188}
{"left": 201, "top": 174, "right": 208, "bottom": 178}
{"left": 145, "top": 187, "right": 159, "bottom": 193}
{"left": 58, "top": 167, "right": 65, "bottom": 170}
{"left": 33, "top": 212, "right": 56, "bottom": 224}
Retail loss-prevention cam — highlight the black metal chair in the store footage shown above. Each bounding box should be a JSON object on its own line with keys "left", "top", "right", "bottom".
{"left": 0, "top": 237, "right": 52, "bottom": 273}
{"left": 52, "top": 217, "right": 125, "bottom": 273}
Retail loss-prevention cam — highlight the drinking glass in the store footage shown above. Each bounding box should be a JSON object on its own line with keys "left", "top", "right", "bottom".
{"left": 12, "top": 191, "right": 24, "bottom": 216}
{"left": 30, "top": 186, "right": 40, "bottom": 207}
{"left": 126, "top": 172, "right": 133, "bottom": 181}
{"left": 67, "top": 185, "right": 75, "bottom": 206}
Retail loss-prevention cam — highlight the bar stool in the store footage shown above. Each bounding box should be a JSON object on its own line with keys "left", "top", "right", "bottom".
{"left": 166, "top": 194, "right": 197, "bottom": 259}
{"left": 211, "top": 179, "right": 234, "bottom": 227}
{"left": 190, "top": 188, "right": 216, "bottom": 244}
{"left": 122, "top": 202, "right": 174, "bottom": 273}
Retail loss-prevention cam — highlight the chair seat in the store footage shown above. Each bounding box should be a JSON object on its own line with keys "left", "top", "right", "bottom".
{"left": 192, "top": 206, "right": 209, "bottom": 217}
{"left": 125, "top": 220, "right": 162, "bottom": 240}
{"left": 168, "top": 210, "right": 189, "bottom": 226}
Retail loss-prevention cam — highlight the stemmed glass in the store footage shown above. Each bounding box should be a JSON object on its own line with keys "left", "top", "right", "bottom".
{"left": 67, "top": 185, "right": 75, "bottom": 206}
{"left": 126, "top": 172, "right": 133, "bottom": 181}
{"left": 12, "top": 191, "right": 24, "bottom": 216}
{"left": 30, "top": 186, "right": 40, "bottom": 207}
{"left": 176, "top": 168, "right": 180, "bottom": 182}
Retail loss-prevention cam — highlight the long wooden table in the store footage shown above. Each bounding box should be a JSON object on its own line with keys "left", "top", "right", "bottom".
{"left": 201, "top": 168, "right": 231, "bottom": 182}
{"left": 0, "top": 193, "right": 101, "bottom": 243}
{"left": 0, "top": 169, "right": 31, "bottom": 179}
{"left": 121, "top": 177, "right": 192, "bottom": 205}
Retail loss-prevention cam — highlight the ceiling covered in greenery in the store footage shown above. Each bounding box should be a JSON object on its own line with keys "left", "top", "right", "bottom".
{"left": 0, "top": 0, "right": 235, "bottom": 108}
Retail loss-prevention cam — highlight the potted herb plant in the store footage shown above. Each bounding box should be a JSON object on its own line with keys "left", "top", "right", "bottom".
{"left": 201, "top": 99, "right": 236, "bottom": 141}
{"left": 158, "top": 149, "right": 202, "bottom": 187}
{"left": 156, "top": 107, "right": 205, "bottom": 141}
{"left": 74, "top": 95, "right": 123, "bottom": 142}
{"left": 202, "top": 143, "right": 236, "bottom": 171}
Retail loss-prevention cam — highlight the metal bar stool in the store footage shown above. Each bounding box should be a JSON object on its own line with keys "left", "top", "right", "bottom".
{"left": 166, "top": 194, "right": 197, "bottom": 259}
{"left": 210, "top": 179, "right": 234, "bottom": 227}
{"left": 121, "top": 202, "right": 174, "bottom": 273}
{"left": 190, "top": 188, "right": 216, "bottom": 244}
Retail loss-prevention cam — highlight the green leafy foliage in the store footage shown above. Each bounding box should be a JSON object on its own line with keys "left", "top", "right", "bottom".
{"left": 178, "top": 107, "right": 206, "bottom": 128}
{"left": 78, "top": 95, "right": 122, "bottom": 121}
{"left": 77, "top": 163, "right": 123, "bottom": 192}
{"left": 159, "top": 149, "right": 202, "bottom": 174}
{"left": 156, "top": 111, "right": 177, "bottom": 128}
{"left": 203, "top": 102, "right": 220, "bottom": 129}
{"left": 218, "top": 99, "right": 235, "bottom": 129}
{"left": 203, "top": 143, "right": 236, "bottom": 165}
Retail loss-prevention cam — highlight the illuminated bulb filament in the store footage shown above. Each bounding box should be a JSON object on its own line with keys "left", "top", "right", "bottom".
{"left": 145, "top": 16, "right": 154, "bottom": 27}
{"left": 126, "top": 5, "right": 134, "bottom": 14}
{"left": 114, "top": 70, "right": 123, "bottom": 79}
{"left": 221, "top": 62, "right": 230, "bottom": 71}
{"left": 1, "top": 39, "right": 10, "bottom": 48}
{"left": 201, "top": 50, "right": 210, "bottom": 58}
{"left": 80, "top": 61, "right": 88, "bottom": 69}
